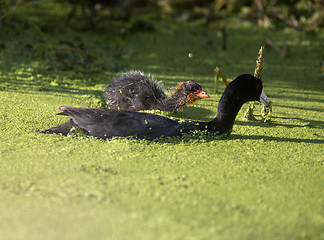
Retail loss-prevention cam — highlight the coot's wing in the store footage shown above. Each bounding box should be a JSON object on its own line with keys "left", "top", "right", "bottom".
{"left": 58, "top": 106, "right": 183, "bottom": 139}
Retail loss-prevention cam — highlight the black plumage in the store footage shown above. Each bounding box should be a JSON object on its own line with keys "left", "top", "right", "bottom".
{"left": 42, "top": 74, "right": 271, "bottom": 140}
{"left": 104, "top": 71, "right": 209, "bottom": 112}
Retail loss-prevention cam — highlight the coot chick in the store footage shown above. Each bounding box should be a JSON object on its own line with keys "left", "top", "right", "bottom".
{"left": 42, "top": 74, "right": 271, "bottom": 140}
{"left": 105, "top": 71, "right": 209, "bottom": 112}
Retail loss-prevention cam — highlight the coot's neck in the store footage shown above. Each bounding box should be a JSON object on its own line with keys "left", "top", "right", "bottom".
{"left": 159, "top": 89, "right": 187, "bottom": 112}
{"left": 210, "top": 91, "right": 245, "bottom": 134}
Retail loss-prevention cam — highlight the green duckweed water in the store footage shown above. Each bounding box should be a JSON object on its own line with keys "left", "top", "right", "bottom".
{"left": 0, "top": 3, "right": 323, "bottom": 240}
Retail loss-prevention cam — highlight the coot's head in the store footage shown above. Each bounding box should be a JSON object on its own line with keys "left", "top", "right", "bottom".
{"left": 227, "top": 74, "right": 270, "bottom": 107}
{"left": 176, "top": 80, "right": 209, "bottom": 104}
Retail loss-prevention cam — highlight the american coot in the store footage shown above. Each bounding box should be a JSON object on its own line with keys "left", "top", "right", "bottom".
{"left": 42, "top": 74, "right": 271, "bottom": 140}
{"left": 105, "top": 71, "right": 209, "bottom": 112}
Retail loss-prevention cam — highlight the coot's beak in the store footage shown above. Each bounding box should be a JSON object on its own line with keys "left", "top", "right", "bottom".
{"left": 260, "top": 88, "right": 271, "bottom": 107}
{"left": 197, "top": 90, "right": 210, "bottom": 99}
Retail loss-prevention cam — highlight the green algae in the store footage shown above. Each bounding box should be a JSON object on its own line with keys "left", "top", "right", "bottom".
{"left": 0, "top": 3, "right": 324, "bottom": 240}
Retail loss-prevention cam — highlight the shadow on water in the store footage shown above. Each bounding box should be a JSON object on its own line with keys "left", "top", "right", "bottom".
{"left": 103, "top": 131, "right": 323, "bottom": 145}
{"left": 275, "top": 104, "right": 324, "bottom": 114}
{"left": 230, "top": 134, "right": 323, "bottom": 144}
{"left": 0, "top": 70, "right": 105, "bottom": 97}
{"left": 235, "top": 117, "right": 324, "bottom": 130}
{"left": 267, "top": 93, "right": 324, "bottom": 104}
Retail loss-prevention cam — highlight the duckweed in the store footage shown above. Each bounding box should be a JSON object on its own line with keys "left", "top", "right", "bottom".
{"left": 0, "top": 3, "right": 323, "bottom": 240}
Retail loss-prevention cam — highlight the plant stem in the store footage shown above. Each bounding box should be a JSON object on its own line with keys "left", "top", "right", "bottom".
{"left": 243, "top": 46, "right": 264, "bottom": 121}
{"left": 214, "top": 67, "right": 228, "bottom": 93}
